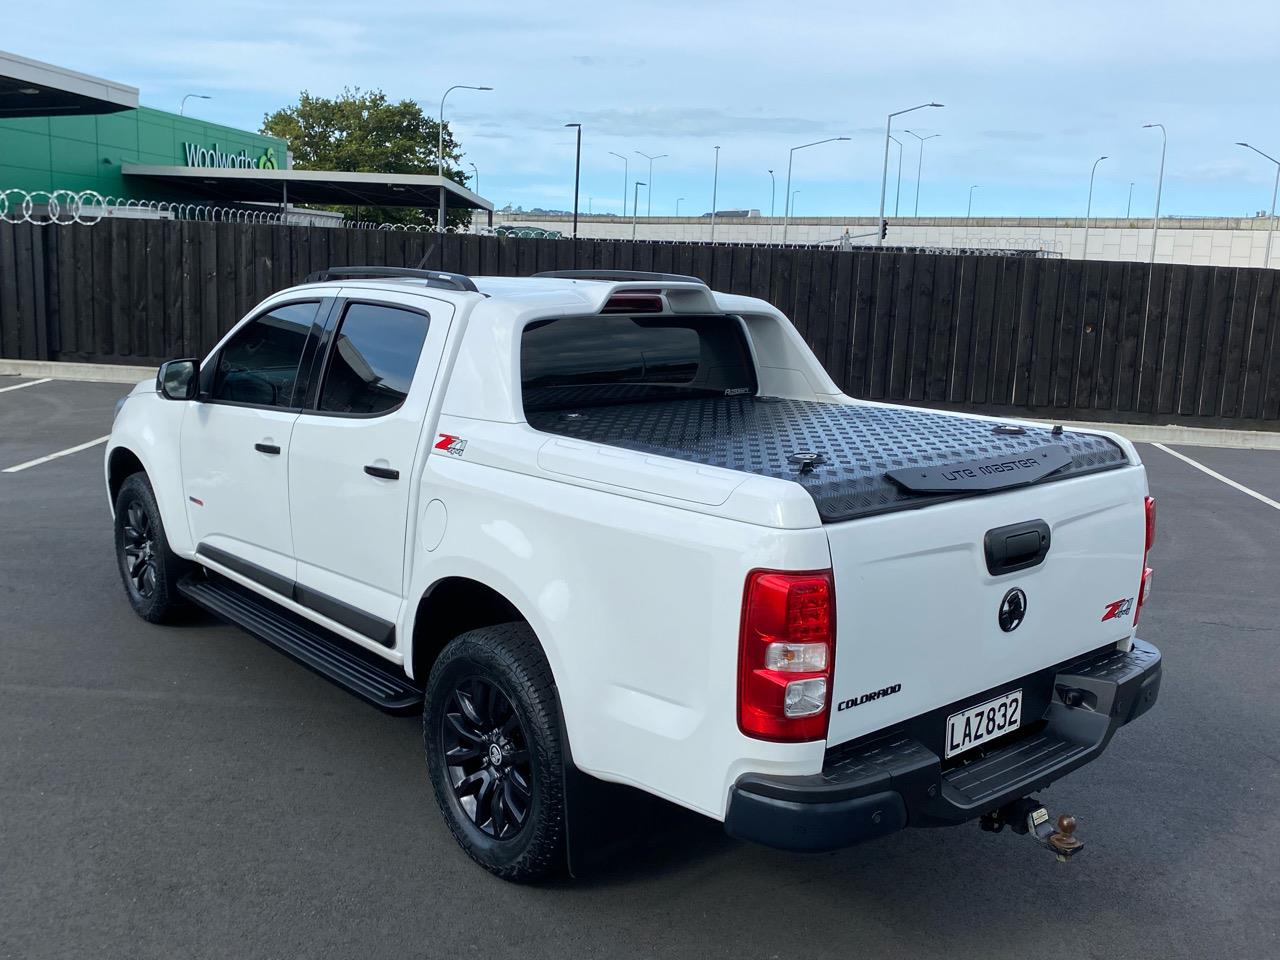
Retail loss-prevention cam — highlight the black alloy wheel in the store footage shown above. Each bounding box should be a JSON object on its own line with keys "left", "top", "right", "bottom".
{"left": 113, "top": 472, "right": 190, "bottom": 623}
{"left": 121, "top": 499, "right": 159, "bottom": 599}
{"left": 424, "top": 623, "right": 567, "bottom": 880}
{"left": 442, "top": 676, "right": 534, "bottom": 840}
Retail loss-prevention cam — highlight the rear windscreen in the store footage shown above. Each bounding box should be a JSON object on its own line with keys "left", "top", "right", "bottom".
{"left": 520, "top": 314, "right": 756, "bottom": 411}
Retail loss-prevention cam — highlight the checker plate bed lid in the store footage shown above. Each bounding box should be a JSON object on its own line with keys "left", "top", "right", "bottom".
{"left": 525, "top": 395, "right": 1127, "bottom": 522}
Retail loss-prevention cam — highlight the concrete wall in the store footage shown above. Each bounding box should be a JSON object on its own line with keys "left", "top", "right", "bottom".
{"left": 480, "top": 213, "right": 1280, "bottom": 268}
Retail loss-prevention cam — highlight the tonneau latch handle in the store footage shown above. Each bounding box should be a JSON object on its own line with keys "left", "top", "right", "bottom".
{"left": 984, "top": 519, "right": 1051, "bottom": 576}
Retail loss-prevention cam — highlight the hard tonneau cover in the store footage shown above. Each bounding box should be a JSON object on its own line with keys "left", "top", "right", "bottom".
{"left": 526, "top": 396, "right": 1128, "bottom": 522}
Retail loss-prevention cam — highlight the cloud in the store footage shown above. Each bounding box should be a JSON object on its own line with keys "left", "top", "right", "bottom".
{"left": 980, "top": 130, "right": 1045, "bottom": 142}
{"left": 12, "top": 0, "right": 1280, "bottom": 216}
{"left": 572, "top": 55, "right": 646, "bottom": 68}
{"left": 463, "top": 106, "right": 842, "bottom": 139}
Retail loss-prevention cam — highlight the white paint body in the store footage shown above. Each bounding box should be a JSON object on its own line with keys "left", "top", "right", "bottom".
{"left": 106, "top": 274, "right": 1147, "bottom": 822}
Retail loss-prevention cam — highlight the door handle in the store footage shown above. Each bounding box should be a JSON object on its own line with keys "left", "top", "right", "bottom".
{"left": 254, "top": 442, "right": 281, "bottom": 455}
{"left": 364, "top": 464, "right": 400, "bottom": 480}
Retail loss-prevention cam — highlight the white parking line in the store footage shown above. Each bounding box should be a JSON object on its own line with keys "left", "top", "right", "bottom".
{"left": 0, "top": 377, "right": 53, "bottom": 394}
{"left": 1151, "top": 442, "right": 1280, "bottom": 511}
{"left": 2, "top": 435, "right": 110, "bottom": 474}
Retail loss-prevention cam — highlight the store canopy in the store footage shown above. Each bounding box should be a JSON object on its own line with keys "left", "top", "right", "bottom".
{"left": 120, "top": 164, "right": 492, "bottom": 211}
{"left": 0, "top": 50, "right": 138, "bottom": 117}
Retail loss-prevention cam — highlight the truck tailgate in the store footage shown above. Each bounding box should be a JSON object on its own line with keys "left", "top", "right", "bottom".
{"left": 824, "top": 464, "right": 1148, "bottom": 748}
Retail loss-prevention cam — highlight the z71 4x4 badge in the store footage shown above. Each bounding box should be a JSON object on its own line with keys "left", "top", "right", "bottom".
{"left": 434, "top": 434, "right": 467, "bottom": 456}
{"left": 1101, "top": 597, "right": 1134, "bottom": 621}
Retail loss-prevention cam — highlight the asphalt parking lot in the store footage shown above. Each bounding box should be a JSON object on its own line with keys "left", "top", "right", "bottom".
{"left": 2, "top": 374, "right": 1277, "bottom": 960}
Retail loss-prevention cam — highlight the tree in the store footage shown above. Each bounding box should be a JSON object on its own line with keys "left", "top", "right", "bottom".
{"left": 262, "top": 87, "right": 472, "bottom": 226}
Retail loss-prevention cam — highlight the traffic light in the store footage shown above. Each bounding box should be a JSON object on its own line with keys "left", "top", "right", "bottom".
{"left": 880, "top": 219, "right": 889, "bottom": 240}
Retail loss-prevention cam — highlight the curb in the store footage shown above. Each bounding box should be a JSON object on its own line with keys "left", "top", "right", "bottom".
{"left": 0, "top": 358, "right": 154, "bottom": 384}
{"left": 1022, "top": 418, "right": 1280, "bottom": 452}
{"left": 2, "top": 358, "right": 1277, "bottom": 452}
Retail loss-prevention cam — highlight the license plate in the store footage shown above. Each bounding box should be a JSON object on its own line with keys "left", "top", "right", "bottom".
{"left": 945, "top": 689, "right": 1022, "bottom": 759}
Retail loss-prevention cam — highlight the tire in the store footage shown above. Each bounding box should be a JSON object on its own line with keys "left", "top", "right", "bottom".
{"left": 113, "top": 472, "right": 191, "bottom": 624}
{"left": 424, "top": 623, "right": 567, "bottom": 881}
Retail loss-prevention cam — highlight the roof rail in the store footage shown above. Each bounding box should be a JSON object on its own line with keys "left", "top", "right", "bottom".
{"left": 532, "top": 269, "right": 705, "bottom": 285}
{"left": 303, "top": 266, "right": 479, "bottom": 293}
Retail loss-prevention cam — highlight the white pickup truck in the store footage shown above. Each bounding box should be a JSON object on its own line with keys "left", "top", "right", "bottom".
{"left": 106, "top": 267, "right": 1161, "bottom": 880}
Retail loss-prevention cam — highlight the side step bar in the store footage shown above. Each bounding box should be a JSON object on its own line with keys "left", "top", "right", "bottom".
{"left": 178, "top": 573, "right": 424, "bottom": 713}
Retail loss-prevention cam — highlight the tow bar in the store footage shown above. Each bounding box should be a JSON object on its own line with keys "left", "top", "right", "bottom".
{"left": 979, "top": 797, "right": 1084, "bottom": 862}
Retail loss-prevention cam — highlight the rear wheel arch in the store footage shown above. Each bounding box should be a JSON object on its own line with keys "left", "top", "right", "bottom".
{"left": 409, "top": 576, "right": 533, "bottom": 683}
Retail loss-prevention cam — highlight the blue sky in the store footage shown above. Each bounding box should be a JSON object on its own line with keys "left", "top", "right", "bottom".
{"left": 13, "top": 0, "right": 1280, "bottom": 218}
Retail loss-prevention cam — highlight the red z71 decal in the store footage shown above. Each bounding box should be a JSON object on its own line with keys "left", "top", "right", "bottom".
{"left": 435, "top": 434, "right": 467, "bottom": 456}
{"left": 1101, "top": 597, "right": 1134, "bottom": 622}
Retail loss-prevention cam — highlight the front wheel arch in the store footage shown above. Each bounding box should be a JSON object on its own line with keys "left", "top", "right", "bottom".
{"left": 107, "top": 446, "right": 146, "bottom": 512}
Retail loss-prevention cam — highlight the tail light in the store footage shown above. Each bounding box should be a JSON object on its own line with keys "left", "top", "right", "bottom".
{"left": 738, "top": 569, "right": 836, "bottom": 742}
{"left": 1135, "top": 496, "right": 1156, "bottom": 625}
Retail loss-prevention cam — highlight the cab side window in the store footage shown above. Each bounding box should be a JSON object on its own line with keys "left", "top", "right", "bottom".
{"left": 210, "top": 302, "right": 317, "bottom": 407}
{"left": 317, "top": 303, "right": 431, "bottom": 415}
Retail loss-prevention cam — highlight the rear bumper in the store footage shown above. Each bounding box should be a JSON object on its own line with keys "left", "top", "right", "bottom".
{"left": 724, "top": 639, "right": 1161, "bottom": 852}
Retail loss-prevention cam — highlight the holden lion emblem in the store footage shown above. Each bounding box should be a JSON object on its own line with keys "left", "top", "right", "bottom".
{"left": 999, "top": 588, "right": 1027, "bottom": 633}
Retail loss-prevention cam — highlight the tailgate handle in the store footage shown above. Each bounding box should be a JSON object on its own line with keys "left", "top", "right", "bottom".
{"left": 985, "top": 520, "right": 1051, "bottom": 576}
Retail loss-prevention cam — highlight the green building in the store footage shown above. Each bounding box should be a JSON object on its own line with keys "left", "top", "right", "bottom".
{"left": 0, "top": 105, "right": 287, "bottom": 201}
{"left": 1, "top": 50, "right": 492, "bottom": 220}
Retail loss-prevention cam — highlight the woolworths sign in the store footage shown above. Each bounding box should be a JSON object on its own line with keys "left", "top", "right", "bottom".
{"left": 183, "top": 142, "right": 280, "bottom": 170}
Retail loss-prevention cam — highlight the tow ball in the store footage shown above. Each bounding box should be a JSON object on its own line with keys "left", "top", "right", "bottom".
{"left": 979, "top": 796, "right": 1084, "bottom": 862}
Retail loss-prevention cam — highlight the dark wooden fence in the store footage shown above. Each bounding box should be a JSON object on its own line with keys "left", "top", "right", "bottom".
{"left": 2, "top": 219, "right": 1278, "bottom": 428}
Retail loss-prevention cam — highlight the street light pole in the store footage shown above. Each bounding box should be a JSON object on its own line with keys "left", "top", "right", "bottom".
{"left": 1236, "top": 141, "right": 1280, "bottom": 268}
{"left": 635, "top": 151, "right": 668, "bottom": 217}
{"left": 609, "top": 151, "right": 628, "bottom": 216}
{"left": 1083, "top": 155, "right": 1109, "bottom": 260}
{"left": 1143, "top": 123, "right": 1167, "bottom": 264}
{"left": 888, "top": 135, "right": 904, "bottom": 217}
{"left": 768, "top": 169, "right": 776, "bottom": 243}
{"left": 967, "top": 184, "right": 979, "bottom": 219}
{"left": 905, "top": 130, "right": 940, "bottom": 217}
{"left": 782, "top": 136, "right": 850, "bottom": 244}
{"left": 179, "top": 94, "right": 210, "bottom": 116}
{"left": 791, "top": 190, "right": 800, "bottom": 217}
{"left": 879, "top": 102, "right": 943, "bottom": 245}
{"left": 1126, "top": 181, "right": 1135, "bottom": 218}
{"left": 469, "top": 162, "right": 479, "bottom": 196}
{"left": 676, "top": 197, "right": 686, "bottom": 216}
{"left": 710, "top": 145, "right": 720, "bottom": 243}
{"left": 437, "top": 84, "right": 493, "bottom": 230}
{"left": 632, "top": 182, "right": 645, "bottom": 240}
{"left": 565, "top": 123, "right": 582, "bottom": 239}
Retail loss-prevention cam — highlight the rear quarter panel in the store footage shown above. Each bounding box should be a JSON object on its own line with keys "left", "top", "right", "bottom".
{"left": 405, "top": 444, "right": 833, "bottom": 820}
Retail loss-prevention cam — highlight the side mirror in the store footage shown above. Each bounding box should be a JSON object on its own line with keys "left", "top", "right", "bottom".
{"left": 157, "top": 359, "right": 199, "bottom": 401}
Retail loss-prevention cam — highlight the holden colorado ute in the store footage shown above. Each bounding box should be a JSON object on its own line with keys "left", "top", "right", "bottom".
{"left": 105, "top": 266, "right": 1162, "bottom": 880}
